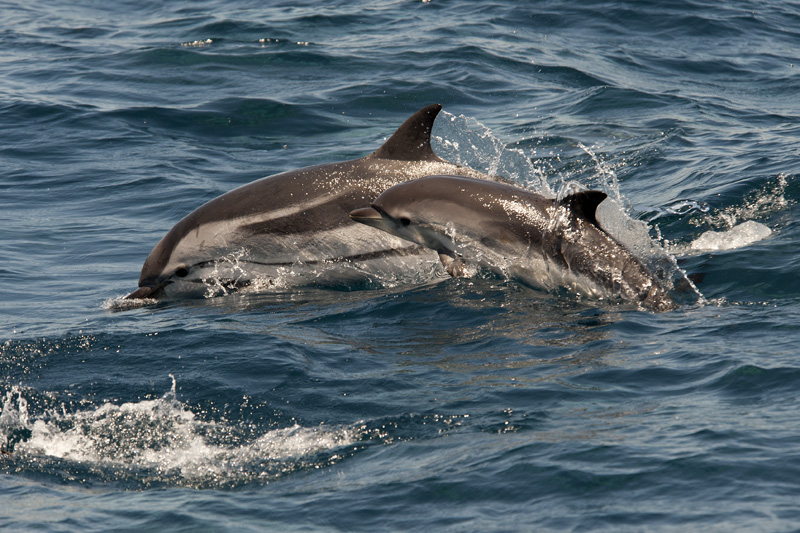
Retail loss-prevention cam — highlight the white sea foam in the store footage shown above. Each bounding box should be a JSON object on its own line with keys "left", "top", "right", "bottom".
{"left": 103, "top": 296, "right": 158, "bottom": 311}
{"left": 689, "top": 220, "right": 772, "bottom": 252}
{"left": 1, "top": 377, "right": 360, "bottom": 487}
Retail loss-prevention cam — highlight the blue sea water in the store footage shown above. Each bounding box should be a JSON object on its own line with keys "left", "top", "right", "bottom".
{"left": 2, "top": 0, "right": 800, "bottom": 530}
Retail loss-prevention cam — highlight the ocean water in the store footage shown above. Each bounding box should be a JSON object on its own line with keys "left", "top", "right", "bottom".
{"left": 2, "top": 0, "right": 800, "bottom": 530}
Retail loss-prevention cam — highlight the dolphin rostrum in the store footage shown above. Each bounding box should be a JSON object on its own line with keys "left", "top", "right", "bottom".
{"left": 126, "top": 105, "right": 494, "bottom": 299}
{"left": 349, "top": 175, "right": 677, "bottom": 311}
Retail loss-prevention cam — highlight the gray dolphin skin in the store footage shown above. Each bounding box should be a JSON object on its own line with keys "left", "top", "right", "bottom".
{"left": 349, "top": 175, "right": 677, "bottom": 311}
{"left": 126, "top": 104, "right": 493, "bottom": 299}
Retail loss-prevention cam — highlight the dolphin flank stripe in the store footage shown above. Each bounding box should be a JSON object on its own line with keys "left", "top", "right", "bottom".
{"left": 239, "top": 192, "right": 357, "bottom": 237}
{"left": 189, "top": 244, "right": 431, "bottom": 270}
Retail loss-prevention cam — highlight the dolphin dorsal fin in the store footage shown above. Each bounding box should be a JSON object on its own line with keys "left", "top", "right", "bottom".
{"left": 368, "top": 104, "right": 444, "bottom": 162}
{"left": 558, "top": 190, "right": 608, "bottom": 227}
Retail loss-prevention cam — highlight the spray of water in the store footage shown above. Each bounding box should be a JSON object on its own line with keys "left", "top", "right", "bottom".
{"left": 1, "top": 377, "right": 361, "bottom": 488}
{"left": 657, "top": 174, "right": 790, "bottom": 255}
{"left": 695, "top": 174, "right": 790, "bottom": 230}
{"left": 433, "top": 113, "right": 706, "bottom": 306}
{"left": 433, "top": 111, "right": 553, "bottom": 195}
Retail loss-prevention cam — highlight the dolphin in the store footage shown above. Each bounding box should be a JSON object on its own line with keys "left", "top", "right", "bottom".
{"left": 126, "top": 104, "right": 493, "bottom": 299}
{"left": 349, "top": 175, "right": 677, "bottom": 311}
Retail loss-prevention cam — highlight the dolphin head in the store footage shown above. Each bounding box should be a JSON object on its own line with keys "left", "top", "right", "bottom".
{"left": 349, "top": 204, "right": 456, "bottom": 257}
{"left": 125, "top": 208, "right": 241, "bottom": 300}
{"left": 349, "top": 176, "right": 492, "bottom": 255}
{"left": 125, "top": 227, "right": 197, "bottom": 299}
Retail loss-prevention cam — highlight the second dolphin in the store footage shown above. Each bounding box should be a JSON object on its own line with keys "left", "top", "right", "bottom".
{"left": 350, "top": 175, "right": 677, "bottom": 311}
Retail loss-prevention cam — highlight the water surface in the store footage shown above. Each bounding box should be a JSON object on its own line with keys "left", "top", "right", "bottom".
{"left": 2, "top": 1, "right": 800, "bottom": 530}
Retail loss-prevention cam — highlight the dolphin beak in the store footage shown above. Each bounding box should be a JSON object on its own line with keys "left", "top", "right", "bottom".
{"left": 349, "top": 207, "right": 384, "bottom": 223}
{"left": 124, "top": 286, "right": 157, "bottom": 299}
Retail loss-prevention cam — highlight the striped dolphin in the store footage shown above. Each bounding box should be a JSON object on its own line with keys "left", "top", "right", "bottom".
{"left": 126, "top": 105, "right": 492, "bottom": 299}
{"left": 349, "top": 175, "right": 677, "bottom": 311}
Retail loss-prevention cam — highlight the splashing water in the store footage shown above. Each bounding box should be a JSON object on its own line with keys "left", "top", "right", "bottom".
{"left": 433, "top": 111, "right": 553, "bottom": 194}
{"left": 433, "top": 117, "right": 701, "bottom": 305}
{"left": 573, "top": 143, "right": 703, "bottom": 303}
{"left": 694, "top": 174, "right": 790, "bottom": 230}
{"left": 103, "top": 296, "right": 156, "bottom": 311}
{"left": 1, "top": 377, "right": 361, "bottom": 488}
{"left": 201, "top": 248, "right": 252, "bottom": 298}
{"left": 1, "top": 386, "right": 32, "bottom": 455}
{"left": 658, "top": 174, "right": 790, "bottom": 255}
{"left": 575, "top": 142, "right": 623, "bottom": 204}
{"left": 689, "top": 220, "right": 773, "bottom": 252}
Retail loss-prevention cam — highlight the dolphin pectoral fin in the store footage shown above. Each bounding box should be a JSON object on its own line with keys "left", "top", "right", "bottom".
{"left": 368, "top": 104, "right": 444, "bottom": 162}
{"left": 438, "top": 252, "right": 469, "bottom": 277}
{"left": 558, "top": 190, "right": 608, "bottom": 227}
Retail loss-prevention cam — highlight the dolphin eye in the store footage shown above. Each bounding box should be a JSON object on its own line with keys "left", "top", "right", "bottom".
{"left": 400, "top": 217, "right": 411, "bottom": 226}
{"left": 175, "top": 267, "right": 189, "bottom": 278}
